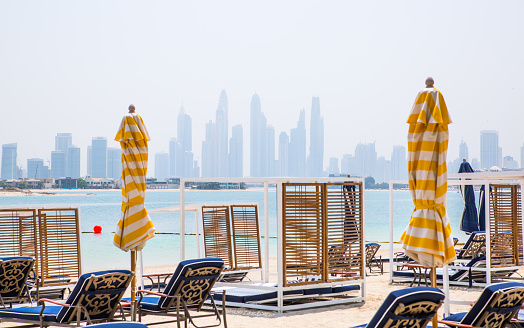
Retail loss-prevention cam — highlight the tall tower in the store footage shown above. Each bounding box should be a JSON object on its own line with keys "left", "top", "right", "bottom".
{"left": 480, "top": 130, "right": 500, "bottom": 169}
{"left": 289, "top": 110, "right": 306, "bottom": 177}
{"left": 177, "top": 105, "right": 192, "bottom": 153}
{"left": 1, "top": 143, "right": 18, "bottom": 180}
{"left": 308, "top": 97, "right": 324, "bottom": 177}
{"left": 202, "top": 121, "right": 217, "bottom": 177}
{"left": 278, "top": 132, "right": 289, "bottom": 176}
{"left": 106, "top": 148, "right": 121, "bottom": 180}
{"left": 391, "top": 145, "right": 407, "bottom": 180}
{"left": 91, "top": 137, "right": 107, "bottom": 178}
{"left": 250, "top": 94, "right": 262, "bottom": 177}
{"left": 459, "top": 140, "right": 469, "bottom": 161}
{"left": 229, "top": 125, "right": 243, "bottom": 177}
{"left": 175, "top": 104, "right": 194, "bottom": 178}
{"left": 51, "top": 151, "right": 66, "bottom": 178}
{"left": 67, "top": 146, "right": 81, "bottom": 178}
{"left": 27, "top": 158, "right": 44, "bottom": 179}
{"left": 155, "top": 152, "right": 169, "bottom": 181}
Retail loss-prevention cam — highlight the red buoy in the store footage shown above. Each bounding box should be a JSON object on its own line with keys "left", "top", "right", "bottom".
{"left": 93, "top": 225, "right": 102, "bottom": 234}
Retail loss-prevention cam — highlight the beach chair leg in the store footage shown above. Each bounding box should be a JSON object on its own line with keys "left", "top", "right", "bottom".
{"left": 222, "top": 290, "right": 227, "bottom": 328}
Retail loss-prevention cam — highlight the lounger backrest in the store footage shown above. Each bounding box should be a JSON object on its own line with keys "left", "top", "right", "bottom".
{"left": 449, "top": 256, "right": 486, "bottom": 282}
{"left": 365, "top": 243, "right": 380, "bottom": 264}
{"left": 366, "top": 286, "right": 445, "bottom": 328}
{"left": 460, "top": 282, "right": 524, "bottom": 328}
{"left": 160, "top": 258, "right": 224, "bottom": 310}
{"left": 56, "top": 270, "right": 133, "bottom": 324}
{"left": 0, "top": 256, "right": 35, "bottom": 298}
{"left": 457, "top": 232, "right": 485, "bottom": 259}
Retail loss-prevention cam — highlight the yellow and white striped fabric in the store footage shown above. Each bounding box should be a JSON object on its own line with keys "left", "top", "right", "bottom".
{"left": 400, "top": 87, "right": 456, "bottom": 267}
{"left": 113, "top": 112, "right": 155, "bottom": 251}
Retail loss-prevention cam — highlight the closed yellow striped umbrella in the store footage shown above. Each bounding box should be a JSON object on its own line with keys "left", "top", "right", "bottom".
{"left": 114, "top": 107, "right": 155, "bottom": 251}
{"left": 401, "top": 80, "right": 456, "bottom": 268}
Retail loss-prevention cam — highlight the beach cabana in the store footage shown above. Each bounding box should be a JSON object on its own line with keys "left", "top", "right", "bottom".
{"left": 389, "top": 171, "right": 524, "bottom": 316}
{"left": 179, "top": 177, "right": 366, "bottom": 312}
{"left": 0, "top": 206, "right": 82, "bottom": 299}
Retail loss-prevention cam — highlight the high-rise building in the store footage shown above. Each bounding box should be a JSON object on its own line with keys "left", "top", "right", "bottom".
{"left": 480, "top": 130, "right": 500, "bottom": 169}
{"left": 216, "top": 91, "right": 229, "bottom": 177}
{"left": 51, "top": 151, "right": 66, "bottom": 178}
{"left": 250, "top": 94, "right": 263, "bottom": 177}
{"left": 55, "top": 133, "right": 72, "bottom": 153}
{"left": 202, "top": 121, "right": 217, "bottom": 177}
{"left": 169, "top": 138, "right": 179, "bottom": 177}
{"left": 91, "top": 137, "right": 107, "bottom": 178}
{"left": 1, "top": 143, "right": 19, "bottom": 180}
{"left": 87, "top": 146, "right": 92, "bottom": 176}
{"left": 155, "top": 152, "right": 169, "bottom": 181}
{"left": 354, "top": 142, "right": 377, "bottom": 178}
{"left": 278, "top": 132, "right": 289, "bottom": 177}
{"left": 229, "top": 125, "right": 243, "bottom": 177}
{"left": 27, "top": 158, "right": 44, "bottom": 179}
{"left": 459, "top": 140, "right": 469, "bottom": 161}
{"left": 67, "top": 146, "right": 81, "bottom": 178}
{"left": 106, "top": 148, "right": 121, "bottom": 180}
{"left": 328, "top": 157, "right": 339, "bottom": 175}
{"left": 307, "top": 97, "right": 324, "bottom": 177}
{"left": 177, "top": 105, "right": 192, "bottom": 153}
{"left": 267, "top": 126, "right": 275, "bottom": 177}
{"left": 503, "top": 156, "right": 518, "bottom": 170}
{"left": 288, "top": 109, "right": 306, "bottom": 177}
{"left": 341, "top": 154, "right": 355, "bottom": 175}
{"left": 391, "top": 145, "right": 407, "bottom": 180}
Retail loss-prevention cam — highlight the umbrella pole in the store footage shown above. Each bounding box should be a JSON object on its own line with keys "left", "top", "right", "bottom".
{"left": 431, "top": 266, "right": 438, "bottom": 328}
{"left": 131, "top": 250, "right": 137, "bottom": 321}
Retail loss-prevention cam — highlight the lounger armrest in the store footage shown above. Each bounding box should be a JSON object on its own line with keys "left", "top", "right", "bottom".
{"left": 38, "top": 298, "right": 69, "bottom": 307}
{"left": 438, "top": 320, "right": 473, "bottom": 328}
{"left": 136, "top": 289, "right": 168, "bottom": 298}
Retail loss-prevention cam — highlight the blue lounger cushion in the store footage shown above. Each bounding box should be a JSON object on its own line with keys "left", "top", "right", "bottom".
{"left": 0, "top": 305, "right": 61, "bottom": 322}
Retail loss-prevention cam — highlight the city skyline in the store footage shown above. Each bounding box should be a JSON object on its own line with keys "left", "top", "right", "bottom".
{"left": 1, "top": 2, "right": 523, "bottom": 175}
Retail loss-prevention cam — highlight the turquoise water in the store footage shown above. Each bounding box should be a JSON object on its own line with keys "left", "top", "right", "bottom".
{"left": 0, "top": 189, "right": 471, "bottom": 271}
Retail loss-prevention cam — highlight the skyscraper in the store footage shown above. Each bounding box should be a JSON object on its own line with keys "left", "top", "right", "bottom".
{"left": 391, "top": 145, "right": 407, "bottom": 180}
{"left": 202, "top": 121, "right": 217, "bottom": 177}
{"left": 229, "top": 124, "right": 243, "bottom": 177}
{"left": 307, "top": 97, "right": 324, "bottom": 177}
{"left": 355, "top": 142, "right": 377, "bottom": 178}
{"left": 480, "top": 130, "right": 500, "bottom": 169}
{"left": 55, "top": 133, "right": 72, "bottom": 153}
{"left": 155, "top": 152, "right": 169, "bottom": 181}
{"left": 216, "top": 90, "right": 229, "bottom": 177}
{"left": 177, "top": 105, "right": 192, "bottom": 153}
{"left": 278, "top": 132, "right": 289, "bottom": 176}
{"left": 249, "top": 93, "right": 274, "bottom": 177}
{"left": 328, "top": 157, "right": 339, "bottom": 175}
{"left": 340, "top": 154, "right": 355, "bottom": 175}
{"left": 91, "top": 137, "right": 107, "bottom": 178}
{"left": 67, "top": 146, "right": 81, "bottom": 178}
{"left": 459, "top": 140, "right": 469, "bottom": 161}
{"left": 51, "top": 151, "right": 66, "bottom": 178}
{"left": 1, "top": 143, "right": 18, "bottom": 180}
{"left": 267, "top": 126, "right": 275, "bottom": 177}
{"left": 169, "top": 138, "right": 180, "bottom": 177}
{"left": 106, "top": 148, "right": 121, "bottom": 180}
{"left": 288, "top": 109, "right": 306, "bottom": 177}
{"left": 27, "top": 158, "right": 44, "bottom": 179}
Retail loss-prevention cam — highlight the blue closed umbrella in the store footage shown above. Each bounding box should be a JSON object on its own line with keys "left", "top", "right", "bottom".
{"left": 458, "top": 160, "right": 479, "bottom": 233}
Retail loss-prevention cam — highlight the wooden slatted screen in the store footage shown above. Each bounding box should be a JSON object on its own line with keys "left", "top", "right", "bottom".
{"left": 38, "top": 208, "right": 81, "bottom": 286}
{"left": 201, "top": 206, "right": 234, "bottom": 269}
{"left": 282, "top": 183, "right": 324, "bottom": 286}
{"left": 325, "top": 182, "right": 363, "bottom": 281}
{"left": 230, "top": 205, "right": 262, "bottom": 270}
{"left": 489, "top": 185, "right": 521, "bottom": 267}
{"left": 0, "top": 209, "right": 38, "bottom": 262}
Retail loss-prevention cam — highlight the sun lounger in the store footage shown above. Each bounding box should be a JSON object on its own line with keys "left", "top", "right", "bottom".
{"left": 456, "top": 231, "right": 486, "bottom": 260}
{"left": 392, "top": 256, "right": 518, "bottom": 287}
{"left": 0, "top": 269, "right": 133, "bottom": 327}
{"left": 350, "top": 286, "right": 444, "bottom": 328}
{"left": 0, "top": 256, "right": 35, "bottom": 308}
{"left": 365, "top": 243, "right": 383, "bottom": 274}
{"left": 123, "top": 258, "right": 226, "bottom": 328}
{"left": 440, "top": 281, "right": 524, "bottom": 328}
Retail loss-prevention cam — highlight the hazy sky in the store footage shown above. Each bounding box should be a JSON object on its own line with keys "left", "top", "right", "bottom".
{"left": 1, "top": 1, "right": 523, "bottom": 176}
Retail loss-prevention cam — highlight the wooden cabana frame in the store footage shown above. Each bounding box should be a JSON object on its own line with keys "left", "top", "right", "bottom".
{"left": 180, "top": 177, "right": 366, "bottom": 312}
{"left": 230, "top": 205, "right": 262, "bottom": 270}
{"left": 388, "top": 171, "right": 524, "bottom": 317}
{"left": 201, "top": 206, "right": 234, "bottom": 269}
{"left": 0, "top": 206, "right": 82, "bottom": 293}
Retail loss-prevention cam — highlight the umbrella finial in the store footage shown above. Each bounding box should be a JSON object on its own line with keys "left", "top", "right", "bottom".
{"left": 128, "top": 104, "right": 135, "bottom": 113}
{"left": 425, "top": 77, "right": 434, "bottom": 88}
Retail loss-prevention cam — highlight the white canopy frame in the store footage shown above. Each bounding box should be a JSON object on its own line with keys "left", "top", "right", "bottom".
{"left": 389, "top": 171, "right": 524, "bottom": 316}
{"left": 179, "top": 177, "right": 366, "bottom": 312}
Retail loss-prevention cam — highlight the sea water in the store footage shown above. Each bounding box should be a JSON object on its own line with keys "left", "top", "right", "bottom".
{"left": 0, "top": 189, "right": 471, "bottom": 271}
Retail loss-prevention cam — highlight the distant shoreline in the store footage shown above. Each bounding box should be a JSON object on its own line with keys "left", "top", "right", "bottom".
{"left": 0, "top": 188, "right": 268, "bottom": 197}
